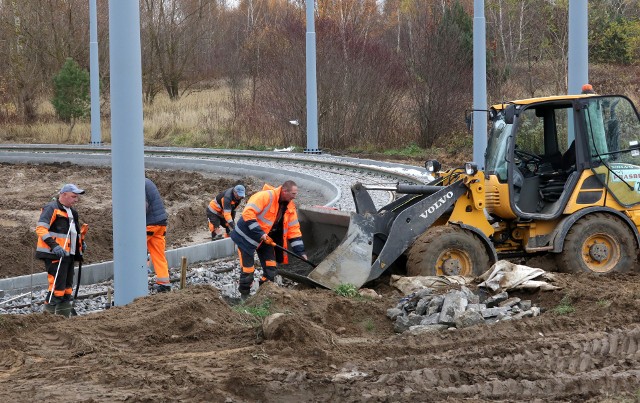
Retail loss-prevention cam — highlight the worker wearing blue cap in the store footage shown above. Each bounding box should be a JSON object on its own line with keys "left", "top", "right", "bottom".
{"left": 207, "top": 184, "right": 246, "bottom": 240}
{"left": 36, "top": 184, "right": 87, "bottom": 314}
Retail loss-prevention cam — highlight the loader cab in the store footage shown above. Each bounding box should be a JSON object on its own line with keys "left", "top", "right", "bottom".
{"left": 485, "top": 94, "right": 640, "bottom": 220}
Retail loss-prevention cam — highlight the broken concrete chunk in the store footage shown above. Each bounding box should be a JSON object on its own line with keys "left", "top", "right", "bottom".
{"left": 480, "top": 306, "right": 511, "bottom": 319}
{"left": 455, "top": 310, "right": 485, "bottom": 329}
{"left": 394, "top": 313, "right": 423, "bottom": 333}
{"left": 386, "top": 308, "right": 403, "bottom": 321}
{"left": 498, "top": 297, "right": 521, "bottom": 308}
{"left": 466, "top": 303, "right": 487, "bottom": 312}
{"left": 438, "top": 290, "right": 468, "bottom": 325}
{"left": 460, "top": 286, "right": 479, "bottom": 304}
{"left": 518, "top": 300, "right": 532, "bottom": 310}
{"left": 415, "top": 298, "right": 429, "bottom": 316}
{"left": 484, "top": 292, "right": 508, "bottom": 308}
{"left": 426, "top": 295, "right": 445, "bottom": 316}
{"left": 419, "top": 312, "right": 440, "bottom": 326}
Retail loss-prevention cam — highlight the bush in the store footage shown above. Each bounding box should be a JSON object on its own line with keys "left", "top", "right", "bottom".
{"left": 51, "top": 58, "right": 90, "bottom": 136}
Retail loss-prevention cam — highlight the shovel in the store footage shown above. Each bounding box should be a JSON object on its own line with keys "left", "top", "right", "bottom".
{"left": 70, "top": 224, "right": 90, "bottom": 317}
{"left": 271, "top": 243, "right": 317, "bottom": 268}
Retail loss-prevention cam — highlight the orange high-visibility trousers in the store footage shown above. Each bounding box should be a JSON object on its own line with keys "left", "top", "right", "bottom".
{"left": 147, "top": 225, "right": 169, "bottom": 285}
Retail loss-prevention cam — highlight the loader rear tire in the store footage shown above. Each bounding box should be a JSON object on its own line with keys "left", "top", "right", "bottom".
{"left": 555, "top": 213, "right": 636, "bottom": 274}
{"left": 406, "top": 226, "right": 490, "bottom": 277}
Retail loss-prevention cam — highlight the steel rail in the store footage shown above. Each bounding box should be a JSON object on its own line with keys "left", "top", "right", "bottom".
{"left": 0, "top": 144, "right": 428, "bottom": 185}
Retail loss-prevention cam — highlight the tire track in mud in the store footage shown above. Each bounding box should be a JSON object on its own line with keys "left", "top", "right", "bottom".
{"left": 247, "top": 324, "right": 640, "bottom": 401}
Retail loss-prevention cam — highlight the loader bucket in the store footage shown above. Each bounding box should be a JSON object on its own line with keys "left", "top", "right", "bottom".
{"left": 278, "top": 206, "right": 350, "bottom": 287}
{"left": 279, "top": 205, "right": 382, "bottom": 290}
{"left": 306, "top": 212, "right": 378, "bottom": 289}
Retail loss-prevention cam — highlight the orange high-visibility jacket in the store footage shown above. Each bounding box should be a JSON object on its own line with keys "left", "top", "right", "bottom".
{"left": 208, "top": 187, "right": 241, "bottom": 225}
{"left": 35, "top": 199, "right": 84, "bottom": 261}
{"left": 230, "top": 184, "right": 304, "bottom": 262}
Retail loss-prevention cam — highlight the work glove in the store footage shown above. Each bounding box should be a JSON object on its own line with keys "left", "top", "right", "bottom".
{"left": 82, "top": 241, "right": 88, "bottom": 253}
{"left": 228, "top": 221, "right": 235, "bottom": 230}
{"left": 262, "top": 234, "right": 276, "bottom": 246}
{"left": 52, "top": 245, "right": 68, "bottom": 258}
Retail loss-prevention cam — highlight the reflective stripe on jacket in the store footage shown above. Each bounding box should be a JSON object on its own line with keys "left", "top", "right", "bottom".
{"left": 230, "top": 184, "right": 304, "bottom": 263}
{"left": 35, "top": 199, "right": 83, "bottom": 260}
{"left": 207, "top": 187, "right": 240, "bottom": 224}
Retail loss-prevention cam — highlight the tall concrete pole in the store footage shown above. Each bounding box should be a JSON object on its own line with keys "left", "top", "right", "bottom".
{"left": 472, "top": 0, "right": 488, "bottom": 168}
{"left": 89, "top": 0, "right": 101, "bottom": 145}
{"left": 109, "top": 0, "right": 148, "bottom": 305}
{"left": 568, "top": 0, "right": 588, "bottom": 95}
{"left": 567, "top": 0, "right": 588, "bottom": 143}
{"left": 304, "top": 0, "right": 320, "bottom": 154}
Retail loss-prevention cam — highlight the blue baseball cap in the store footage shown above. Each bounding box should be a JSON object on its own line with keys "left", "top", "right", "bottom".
{"left": 234, "top": 185, "right": 245, "bottom": 198}
{"left": 59, "top": 184, "right": 85, "bottom": 195}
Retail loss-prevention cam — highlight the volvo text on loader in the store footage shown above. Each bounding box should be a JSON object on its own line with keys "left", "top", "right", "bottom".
{"left": 291, "top": 93, "right": 640, "bottom": 290}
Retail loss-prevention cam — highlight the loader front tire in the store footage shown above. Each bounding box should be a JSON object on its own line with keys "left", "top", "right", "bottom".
{"left": 406, "top": 226, "right": 490, "bottom": 277}
{"left": 556, "top": 213, "right": 636, "bottom": 274}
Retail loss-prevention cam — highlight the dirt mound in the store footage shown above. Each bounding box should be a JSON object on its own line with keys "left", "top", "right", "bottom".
{"left": 0, "top": 273, "right": 639, "bottom": 401}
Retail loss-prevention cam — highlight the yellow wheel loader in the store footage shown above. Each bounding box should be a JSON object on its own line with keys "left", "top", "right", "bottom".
{"left": 289, "top": 93, "right": 640, "bottom": 290}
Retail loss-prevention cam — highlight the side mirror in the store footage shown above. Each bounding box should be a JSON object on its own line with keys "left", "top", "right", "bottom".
{"left": 465, "top": 110, "right": 473, "bottom": 131}
{"left": 504, "top": 104, "right": 516, "bottom": 124}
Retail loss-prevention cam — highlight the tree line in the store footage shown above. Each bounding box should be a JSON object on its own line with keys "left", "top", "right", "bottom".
{"left": 1, "top": 0, "right": 639, "bottom": 150}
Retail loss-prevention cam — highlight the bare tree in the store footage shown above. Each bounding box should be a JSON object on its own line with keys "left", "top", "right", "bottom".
{"left": 403, "top": 1, "right": 473, "bottom": 148}
{"left": 142, "top": 0, "right": 212, "bottom": 100}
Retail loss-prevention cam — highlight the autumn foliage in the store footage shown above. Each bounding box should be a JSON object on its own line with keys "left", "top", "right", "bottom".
{"left": 1, "top": 0, "right": 640, "bottom": 152}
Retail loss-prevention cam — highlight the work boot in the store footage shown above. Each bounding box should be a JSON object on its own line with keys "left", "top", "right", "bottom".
{"left": 55, "top": 301, "right": 74, "bottom": 317}
{"left": 43, "top": 303, "right": 57, "bottom": 314}
{"left": 239, "top": 291, "right": 250, "bottom": 301}
{"left": 154, "top": 284, "right": 171, "bottom": 293}
{"left": 43, "top": 295, "right": 62, "bottom": 314}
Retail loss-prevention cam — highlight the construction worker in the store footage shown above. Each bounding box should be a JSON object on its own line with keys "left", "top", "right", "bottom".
{"left": 145, "top": 177, "right": 171, "bottom": 293}
{"left": 206, "top": 184, "right": 245, "bottom": 240}
{"left": 36, "top": 184, "right": 87, "bottom": 314}
{"left": 230, "top": 180, "right": 306, "bottom": 298}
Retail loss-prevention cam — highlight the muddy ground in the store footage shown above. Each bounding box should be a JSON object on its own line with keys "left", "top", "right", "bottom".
{"left": 1, "top": 163, "right": 639, "bottom": 402}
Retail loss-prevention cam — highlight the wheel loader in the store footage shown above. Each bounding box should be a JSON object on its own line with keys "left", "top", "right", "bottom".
{"left": 286, "top": 93, "right": 640, "bottom": 290}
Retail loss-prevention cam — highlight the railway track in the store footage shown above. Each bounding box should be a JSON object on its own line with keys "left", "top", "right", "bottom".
{"left": 0, "top": 144, "right": 431, "bottom": 210}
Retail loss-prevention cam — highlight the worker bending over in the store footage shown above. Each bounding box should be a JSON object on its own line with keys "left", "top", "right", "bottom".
{"left": 230, "top": 180, "right": 306, "bottom": 298}
{"left": 207, "top": 184, "right": 245, "bottom": 240}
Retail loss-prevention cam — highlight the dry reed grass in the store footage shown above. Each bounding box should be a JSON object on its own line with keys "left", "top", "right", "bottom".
{"left": 0, "top": 86, "right": 231, "bottom": 147}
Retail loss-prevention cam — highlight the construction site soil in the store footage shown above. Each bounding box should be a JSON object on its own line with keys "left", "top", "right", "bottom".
{"left": 1, "top": 162, "right": 640, "bottom": 402}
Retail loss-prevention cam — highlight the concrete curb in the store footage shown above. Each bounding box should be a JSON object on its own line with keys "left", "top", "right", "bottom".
{"left": 0, "top": 239, "right": 236, "bottom": 296}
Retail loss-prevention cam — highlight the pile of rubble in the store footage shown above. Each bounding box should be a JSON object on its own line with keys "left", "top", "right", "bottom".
{"left": 387, "top": 286, "right": 542, "bottom": 334}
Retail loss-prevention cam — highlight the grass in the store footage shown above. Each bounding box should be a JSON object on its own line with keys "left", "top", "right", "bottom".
{"left": 335, "top": 283, "right": 359, "bottom": 298}
{"left": 596, "top": 299, "right": 611, "bottom": 308}
{"left": 362, "top": 318, "right": 375, "bottom": 332}
{"left": 553, "top": 295, "right": 575, "bottom": 315}
{"left": 234, "top": 299, "right": 272, "bottom": 319}
{"left": 382, "top": 143, "right": 424, "bottom": 157}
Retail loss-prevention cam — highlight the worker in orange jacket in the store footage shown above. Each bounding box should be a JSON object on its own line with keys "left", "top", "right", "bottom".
{"left": 35, "top": 184, "right": 87, "bottom": 314}
{"left": 230, "top": 180, "right": 306, "bottom": 298}
{"left": 145, "top": 178, "right": 171, "bottom": 293}
{"left": 206, "top": 184, "right": 245, "bottom": 240}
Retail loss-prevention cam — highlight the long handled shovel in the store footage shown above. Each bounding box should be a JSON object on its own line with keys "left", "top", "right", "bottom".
{"left": 70, "top": 224, "right": 89, "bottom": 317}
{"left": 47, "top": 226, "right": 72, "bottom": 308}
{"left": 271, "top": 243, "right": 317, "bottom": 268}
